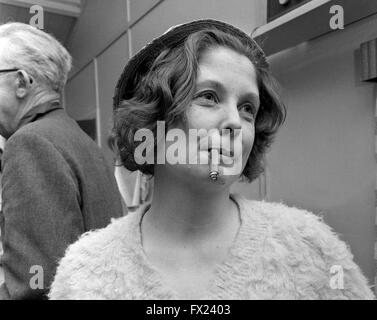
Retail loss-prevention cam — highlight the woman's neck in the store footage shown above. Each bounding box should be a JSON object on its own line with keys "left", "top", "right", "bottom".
{"left": 142, "top": 167, "right": 240, "bottom": 244}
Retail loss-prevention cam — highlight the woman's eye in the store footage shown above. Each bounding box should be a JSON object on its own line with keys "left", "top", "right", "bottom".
{"left": 239, "top": 104, "right": 255, "bottom": 115}
{"left": 196, "top": 91, "right": 218, "bottom": 104}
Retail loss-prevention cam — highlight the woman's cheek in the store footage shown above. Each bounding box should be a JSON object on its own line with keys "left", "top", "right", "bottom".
{"left": 186, "top": 105, "right": 216, "bottom": 130}
{"left": 242, "top": 124, "right": 255, "bottom": 161}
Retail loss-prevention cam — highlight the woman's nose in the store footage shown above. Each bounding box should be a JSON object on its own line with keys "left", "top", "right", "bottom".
{"left": 219, "top": 101, "right": 242, "bottom": 136}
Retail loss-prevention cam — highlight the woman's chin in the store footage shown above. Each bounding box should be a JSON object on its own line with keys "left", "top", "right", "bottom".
{"left": 165, "top": 163, "right": 239, "bottom": 188}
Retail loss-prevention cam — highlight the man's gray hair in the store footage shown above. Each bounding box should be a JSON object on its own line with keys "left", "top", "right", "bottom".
{"left": 0, "top": 22, "right": 72, "bottom": 93}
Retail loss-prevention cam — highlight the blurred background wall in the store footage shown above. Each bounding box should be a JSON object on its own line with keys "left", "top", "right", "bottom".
{"left": 267, "top": 13, "right": 377, "bottom": 286}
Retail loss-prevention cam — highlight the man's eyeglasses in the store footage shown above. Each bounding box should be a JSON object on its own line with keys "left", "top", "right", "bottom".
{"left": 0, "top": 68, "right": 19, "bottom": 74}
{"left": 0, "top": 69, "right": 33, "bottom": 84}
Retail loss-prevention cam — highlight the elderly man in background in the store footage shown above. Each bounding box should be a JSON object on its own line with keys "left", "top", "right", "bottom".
{"left": 0, "top": 22, "right": 123, "bottom": 299}
{"left": 0, "top": 139, "right": 3, "bottom": 286}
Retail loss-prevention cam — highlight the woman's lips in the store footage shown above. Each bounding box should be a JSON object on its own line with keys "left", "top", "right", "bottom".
{"left": 195, "top": 147, "right": 241, "bottom": 167}
{"left": 207, "top": 147, "right": 233, "bottom": 157}
{"left": 207, "top": 148, "right": 235, "bottom": 167}
{"left": 218, "top": 154, "right": 235, "bottom": 167}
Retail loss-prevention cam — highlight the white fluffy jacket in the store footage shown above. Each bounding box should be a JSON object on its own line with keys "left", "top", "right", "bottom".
{"left": 49, "top": 194, "right": 375, "bottom": 299}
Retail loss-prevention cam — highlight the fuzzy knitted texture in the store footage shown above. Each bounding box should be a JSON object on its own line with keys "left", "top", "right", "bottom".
{"left": 49, "top": 194, "right": 375, "bottom": 300}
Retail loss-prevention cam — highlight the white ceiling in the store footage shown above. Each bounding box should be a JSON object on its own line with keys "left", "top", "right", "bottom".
{"left": 0, "top": 0, "right": 83, "bottom": 44}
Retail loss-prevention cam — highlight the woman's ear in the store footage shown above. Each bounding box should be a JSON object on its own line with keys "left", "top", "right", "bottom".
{"left": 15, "top": 70, "right": 33, "bottom": 98}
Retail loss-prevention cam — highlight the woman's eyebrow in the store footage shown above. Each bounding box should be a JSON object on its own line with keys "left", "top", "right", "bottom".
{"left": 195, "top": 79, "right": 225, "bottom": 92}
{"left": 241, "top": 93, "right": 260, "bottom": 108}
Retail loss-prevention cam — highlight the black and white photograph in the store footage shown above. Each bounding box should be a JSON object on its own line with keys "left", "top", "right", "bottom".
{"left": 0, "top": 0, "right": 376, "bottom": 306}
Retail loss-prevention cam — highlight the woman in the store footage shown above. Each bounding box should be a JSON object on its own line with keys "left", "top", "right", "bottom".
{"left": 49, "top": 20, "right": 374, "bottom": 299}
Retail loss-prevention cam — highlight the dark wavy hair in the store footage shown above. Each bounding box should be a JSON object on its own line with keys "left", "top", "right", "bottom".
{"left": 111, "top": 28, "right": 286, "bottom": 182}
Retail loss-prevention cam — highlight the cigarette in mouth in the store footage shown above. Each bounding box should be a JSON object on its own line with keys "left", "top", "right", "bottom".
{"left": 209, "top": 148, "right": 220, "bottom": 181}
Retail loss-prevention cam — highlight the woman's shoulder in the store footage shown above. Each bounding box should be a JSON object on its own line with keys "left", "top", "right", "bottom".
{"left": 237, "top": 195, "right": 352, "bottom": 256}
{"left": 235, "top": 195, "right": 334, "bottom": 240}
{"left": 61, "top": 212, "right": 138, "bottom": 260}
{"left": 48, "top": 210, "right": 144, "bottom": 299}
{"left": 233, "top": 195, "right": 375, "bottom": 299}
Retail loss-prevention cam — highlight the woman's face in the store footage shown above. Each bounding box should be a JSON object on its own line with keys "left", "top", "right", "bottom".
{"left": 162, "top": 45, "right": 260, "bottom": 189}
